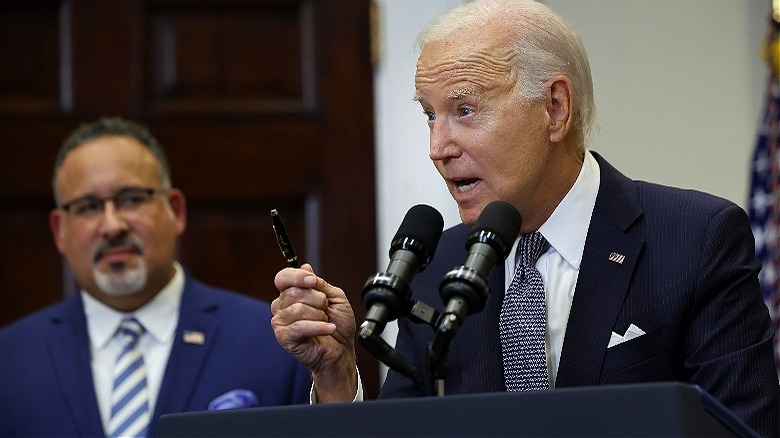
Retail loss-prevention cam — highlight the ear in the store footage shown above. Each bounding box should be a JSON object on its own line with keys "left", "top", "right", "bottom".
{"left": 49, "top": 208, "right": 66, "bottom": 255}
{"left": 545, "top": 76, "right": 574, "bottom": 143}
{"left": 166, "top": 188, "right": 188, "bottom": 235}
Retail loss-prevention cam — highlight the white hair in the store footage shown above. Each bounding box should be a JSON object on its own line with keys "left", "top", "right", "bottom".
{"left": 417, "top": 0, "right": 597, "bottom": 149}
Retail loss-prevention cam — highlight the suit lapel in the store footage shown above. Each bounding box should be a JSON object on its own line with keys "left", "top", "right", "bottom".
{"left": 556, "top": 153, "right": 644, "bottom": 387}
{"left": 151, "top": 276, "right": 219, "bottom": 435}
{"left": 556, "top": 209, "right": 642, "bottom": 386}
{"left": 45, "top": 295, "right": 105, "bottom": 436}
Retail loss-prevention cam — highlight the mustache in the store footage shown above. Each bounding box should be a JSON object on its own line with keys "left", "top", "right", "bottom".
{"left": 92, "top": 236, "right": 144, "bottom": 264}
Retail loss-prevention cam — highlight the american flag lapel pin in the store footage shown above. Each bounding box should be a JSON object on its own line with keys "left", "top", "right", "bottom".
{"left": 183, "top": 330, "right": 206, "bottom": 345}
{"left": 608, "top": 252, "right": 625, "bottom": 264}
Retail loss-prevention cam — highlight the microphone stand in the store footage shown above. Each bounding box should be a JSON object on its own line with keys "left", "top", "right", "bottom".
{"left": 358, "top": 298, "right": 440, "bottom": 396}
{"left": 427, "top": 318, "right": 456, "bottom": 396}
{"left": 359, "top": 287, "right": 477, "bottom": 397}
{"left": 427, "top": 294, "right": 472, "bottom": 396}
{"left": 361, "top": 201, "right": 519, "bottom": 398}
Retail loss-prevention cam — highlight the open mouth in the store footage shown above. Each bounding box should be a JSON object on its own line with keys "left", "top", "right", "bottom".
{"left": 455, "top": 178, "right": 479, "bottom": 193}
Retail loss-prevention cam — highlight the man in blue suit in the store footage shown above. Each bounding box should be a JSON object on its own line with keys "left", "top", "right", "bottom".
{"left": 0, "top": 117, "right": 311, "bottom": 437}
{"left": 271, "top": 0, "right": 779, "bottom": 436}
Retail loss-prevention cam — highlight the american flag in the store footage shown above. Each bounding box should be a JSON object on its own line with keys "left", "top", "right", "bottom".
{"left": 749, "top": 16, "right": 780, "bottom": 373}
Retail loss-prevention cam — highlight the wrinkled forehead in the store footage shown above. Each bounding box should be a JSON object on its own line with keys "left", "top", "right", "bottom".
{"left": 414, "top": 32, "right": 516, "bottom": 98}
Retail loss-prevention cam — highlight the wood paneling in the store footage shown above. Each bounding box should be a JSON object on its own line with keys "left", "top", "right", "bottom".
{"left": 146, "top": 1, "right": 309, "bottom": 112}
{"left": 0, "top": 0, "right": 379, "bottom": 396}
{"left": 0, "top": 1, "right": 63, "bottom": 114}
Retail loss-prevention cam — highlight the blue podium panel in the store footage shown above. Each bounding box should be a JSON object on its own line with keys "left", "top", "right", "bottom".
{"left": 158, "top": 382, "right": 756, "bottom": 437}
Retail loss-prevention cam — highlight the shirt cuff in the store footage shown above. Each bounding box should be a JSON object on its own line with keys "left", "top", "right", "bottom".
{"left": 309, "top": 367, "right": 364, "bottom": 404}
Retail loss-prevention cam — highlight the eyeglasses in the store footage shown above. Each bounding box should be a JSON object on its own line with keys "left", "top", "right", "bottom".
{"left": 59, "top": 187, "right": 166, "bottom": 218}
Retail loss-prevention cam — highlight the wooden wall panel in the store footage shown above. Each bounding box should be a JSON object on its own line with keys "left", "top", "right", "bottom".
{"left": 149, "top": 120, "right": 317, "bottom": 200}
{"left": 146, "top": 2, "right": 309, "bottom": 113}
{"left": 0, "top": 0, "right": 379, "bottom": 396}
{"left": 0, "top": 1, "right": 63, "bottom": 114}
{"left": 179, "top": 200, "right": 308, "bottom": 300}
{"left": 0, "top": 206, "right": 63, "bottom": 325}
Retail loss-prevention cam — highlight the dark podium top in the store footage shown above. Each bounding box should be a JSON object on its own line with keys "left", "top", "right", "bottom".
{"left": 158, "top": 382, "right": 757, "bottom": 437}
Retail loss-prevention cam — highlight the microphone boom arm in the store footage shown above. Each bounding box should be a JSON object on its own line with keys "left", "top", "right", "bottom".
{"left": 358, "top": 295, "right": 439, "bottom": 395}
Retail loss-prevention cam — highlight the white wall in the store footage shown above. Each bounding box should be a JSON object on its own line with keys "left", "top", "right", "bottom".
{"left": 372, "top": 0, "right": 767, "bottom": 382}
{"left": 373, "top": 0, "right": 466, "bottom": 244}
{"left": 372, "top": 0, "right": 466, "bottom": 382}
{"left": 546, "top": 0, "right": 765, "bottom": 206}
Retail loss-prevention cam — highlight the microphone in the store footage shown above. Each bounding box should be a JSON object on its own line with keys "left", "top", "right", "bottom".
{"left": 437, "top": 200, "right": 521, "bottom": 331}
{"left": 360, "top": 204, "right": 444, "bottom": 336}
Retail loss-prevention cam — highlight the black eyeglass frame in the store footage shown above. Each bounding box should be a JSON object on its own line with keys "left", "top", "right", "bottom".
{"left": 58, "top": 187, "right": 167, "bottom": 216}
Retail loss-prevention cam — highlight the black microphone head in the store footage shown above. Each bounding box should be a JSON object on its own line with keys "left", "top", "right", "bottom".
{"left": 467, "top": 201, "right": 522, "bottom": 259}
{"left": 390, "top": 204, "right": 444, "bottom": 269}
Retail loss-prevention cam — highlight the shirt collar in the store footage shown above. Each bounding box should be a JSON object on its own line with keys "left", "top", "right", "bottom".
{"left": 536, "top": 150, "right": 600, "bottom": 270}
{"left": 82, "top": 262, "right": 185, "bottom": 349}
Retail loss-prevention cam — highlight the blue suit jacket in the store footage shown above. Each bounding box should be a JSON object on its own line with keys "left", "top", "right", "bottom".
{"left": 0, "top": 273, "right": 311, "bottom": 437}
{"left": 380, "top": 153, "right": 779, "bottom": 437}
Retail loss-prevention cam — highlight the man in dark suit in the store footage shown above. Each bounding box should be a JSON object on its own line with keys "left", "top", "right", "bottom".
{"left": 271, "top": 0, "right": 779, "bottom": 436}
{"left": 0, "top": 117, "right": 311, "bottom": 437}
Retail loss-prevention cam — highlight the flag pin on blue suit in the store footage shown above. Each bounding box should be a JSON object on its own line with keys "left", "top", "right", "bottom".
{"left": 608, "top": 252, "right": 625, "bottom": 264}
{"left": 183, "top": 330, "right": 205, "bottom": 345}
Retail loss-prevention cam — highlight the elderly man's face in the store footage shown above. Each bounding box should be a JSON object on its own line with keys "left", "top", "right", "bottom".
{"left": 415, "top": 30, "right": 555, "bottom": 227}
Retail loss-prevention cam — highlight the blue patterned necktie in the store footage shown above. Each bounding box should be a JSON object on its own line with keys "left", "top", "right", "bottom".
{"left": 108, "top": 317, "right": 150, "bottom": 438}
{"left": 500, "top": 231, "right": 550, "bottom": 391}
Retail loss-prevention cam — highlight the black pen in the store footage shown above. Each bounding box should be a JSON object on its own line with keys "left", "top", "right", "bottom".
{"left": 271, "top": 209, "right": 300, "bottom": 268}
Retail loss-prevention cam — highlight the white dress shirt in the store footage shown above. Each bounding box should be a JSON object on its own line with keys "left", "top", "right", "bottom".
{"left": 503, "top": 150, "right": 600, "bottom": 388}
{"left": 82, "top": 262, "right": 184, "bottom": 431}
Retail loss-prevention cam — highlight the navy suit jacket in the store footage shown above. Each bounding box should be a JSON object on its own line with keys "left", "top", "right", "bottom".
{"left": 0, "top": 273, "right": 311, "bottom": 437}
{"left": 380, "top": 153, "right": 779, "bottom": 437}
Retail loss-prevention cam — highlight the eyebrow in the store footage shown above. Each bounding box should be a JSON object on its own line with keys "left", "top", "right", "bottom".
{"left": 412, "top": 86, "right": 481, "bottom": 103}
{"left": 446, "top": 87, "right": 479, "bottom": 99}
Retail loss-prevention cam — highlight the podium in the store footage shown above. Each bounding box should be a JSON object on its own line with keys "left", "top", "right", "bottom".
{"left": 158, "top": 382, "right": 757, "bottom": 437}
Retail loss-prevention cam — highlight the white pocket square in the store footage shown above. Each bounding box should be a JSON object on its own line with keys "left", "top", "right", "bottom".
{"left": 607, "top": 324, "right": 646, "bottom": 348}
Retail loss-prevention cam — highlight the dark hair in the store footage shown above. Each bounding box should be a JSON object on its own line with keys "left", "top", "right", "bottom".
{"left": 52, "top": 116, "right": 172, "bottom": 203}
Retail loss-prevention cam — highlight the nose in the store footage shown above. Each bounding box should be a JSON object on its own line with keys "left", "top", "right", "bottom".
{"left": 429, "top": 118, "right": 460, "bottom": 161}
{"left": 98, "top": 201, "right": 130, "bottom": 237}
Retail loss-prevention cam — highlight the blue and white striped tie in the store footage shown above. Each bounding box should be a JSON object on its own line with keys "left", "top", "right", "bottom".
{"left": 108, "top": 317, "right": 150, "bottom": 438}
